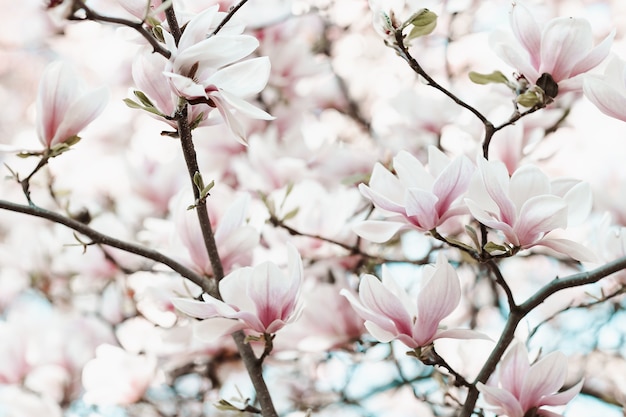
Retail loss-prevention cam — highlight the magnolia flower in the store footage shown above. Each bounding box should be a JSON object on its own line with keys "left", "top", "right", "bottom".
{"left": 171, "top": 244, "right": 304, "bottom": 341}
{"left": 173, "top": 191, "right": 259, "bottom": 277}
{"left": 492, "top": 1, "right": 613, "bottom": 94}
{"left": 340, "top": 253, "right": 486, "bottom": 349}
{"left": 583, "top": 56, "right": 626, "bottom": 123}
{"left": 36, "top": 61, "right": 108, "bottom": 148}
{"left": 465, "top": 158, "right": 595, "bottom": 261}
{"left": 477, "top": 342, "right": 583, "bottom": 417}
{"left": 82, "top": 344, "right": 157, "bottom": 406}
{"left": 162, "top": 6, "right": 274, "bottom": 143}
{"left": 131, "top": 51, "right": 210, "bottom": 129}
{"left": 354, "top": 147, "right": 474, "bottom": 242}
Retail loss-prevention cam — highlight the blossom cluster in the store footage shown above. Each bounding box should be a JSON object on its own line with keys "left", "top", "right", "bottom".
{"left": 2, "top": 0, "right": 626, "bottom": 416}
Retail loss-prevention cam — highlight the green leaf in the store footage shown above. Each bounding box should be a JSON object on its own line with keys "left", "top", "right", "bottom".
{"left": 193, "top": 171, "right": 204, "bottom": 191}
{"left": 405, "top": 9, "right": 437, "bottom": 40}
{"left": 123, "top": 98, "right": 142, "bottom": 109}
{"left": 516, "top": 91, "right": 541, "bottom": 108}
{"left": 484, "top": 241, "right": 509, "bottom": 254}
{"left": 282, "top": 207, "right": 299, "bottom": 222}
{"left": 64, "top": 135, "right": 81, "bottom": 147}
{"left": 189, "top": 112, "right": 205, "bottom": 130}
{"left": 214, "top": 399, "right": 241, "bottom": 412}
{"left": 133, "top": 90, "right": 155, "bottom": 108}
{"left": 469, "top": 70, "right": 510, "bottom": 85}
{"left": 465, "top": 225, "right": 480, "bottom": 249}
{"left": 200, "top": 180, "right": 215, "bottom": 199}
{"left": 123, "top": 97, "right": 166, "bottom": 117}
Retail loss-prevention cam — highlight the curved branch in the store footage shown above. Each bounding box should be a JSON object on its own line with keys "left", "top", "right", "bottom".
{"left": 391, "top": 31, "right": 492, "bottom": 130}
{"left": 0, "top": 199, "right": 211, "bottom": 292}
{"left": 459, "top": 254, "right": 626, "bottom": 416}
{"left": 71, "top": 0, "right": 171, "bottom": 58}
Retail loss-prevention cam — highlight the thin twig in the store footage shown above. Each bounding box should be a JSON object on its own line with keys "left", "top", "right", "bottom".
{"left": 212, "top": 0, "right": 249, "bottom": 36}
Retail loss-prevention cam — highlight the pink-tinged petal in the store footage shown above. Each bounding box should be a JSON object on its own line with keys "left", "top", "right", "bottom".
{"left": 509, "top": 165, "right": 550, "bottom": 210}
{"left": 583, "top": 76, "right": 626, "bottom": 122}
{"left": 432, "top": 155, "right": 473, "bottom": 213}
{"left": 365, "top": 163, "right": 406, "bottom": 206}
{"left": 164, "top": 72, "right": 207, "bottom": 99}
{"left": 540, "top": 18, "right": 592, "bottom": 81}
{"left": 36, "top": 62, "right": 77, "bottom": 144}
{"left": 465, "top": 199, "right": 517, "bottom": 243}
{"left": 561, "top": 181, "right": 592, "bottom": 225}
{"left": 359, "top": 183, "right": 406, "bottom": 214}
{"left": 209, "top": 94, "right": 248, "bottom": 145}
{"left": 193, "top": 317, "right": 246, "bottom": 342}
{"left": 175, "top": 35, "right": 260, "bottom": 74}
{"left": 364, "top": 320, "right": 400, "bottom": 343}
{"left": 539, "top": 379, "right": 583, "bottom": 407}
{"left": 359, "top": 274, "right": 413, "bottom": 336}
{"left": 432, "top": 328, "right": 491, "bottom": 342}
{"left": 133, "top": 53, "right": 175, "bottom": 115}
{"left": 499, "top": 342, "right": 530, "bottom": 399}
{"left": 510, "top": 2, "right": 542, "bottom": 69}
{"left": 569, "top": 30, "right": 614, "bottom": 77}
{"left": 217, "top": 227, "right": 259, "bottom": 271}
{"left": 535, "top": 237, "right": 597, "bottom": 262}
{"left": 479, "top": 158, "right": 517, "bottom": 226}
{"left": 515, "top": 195, "right": 567, "bottom": 247}
{"left": 352, "top": 220, "right": 405, "bottom": 243}
{"left": 477, "top": 382, "right": 525, "bottom": 417}
{"left": 285, "top": 244, "right": 304, "bottom": 311}
{"left": 219, "top": 268, "right": 256, "bottom": 312}
{"left": 492, "top": 41, "right": 539, "bottom": 83}
{"left": 393, "top": 150, "right": 433, "bottom": 190}
{"left": 177, "top": 6, "right": 220, "bottom": 51}
{"left": 380, "top": 266, "right": 416, "bottom": 317}
{"left": 520, "top": 351, "right": 567, "bottom": 411}
{"left": 415, "top": 254, "right": 460, "bottom": 344}
{"left": 171, "top": 297, "right": 233, "bottom": 319}
{"left": 340, "top": 286, "right": 400, "bottom": 335}
{"left": 404, "top": 189, "right": 439, "bottom": 231}
{"left": 426, "top": 146, "right": 452, "bottom": 178}
{"left": 248, "top": 262, "right": 287, "bottom": 328}
{"left": 216, "top": 89, "right": 274, "bottom": 120}
{"left": 214, "top": 195, "right": 250, "bottom": 242}
{"left": 50, "top": 87, "right": 108, "bottom": 146}
{"left": 206, "top": 57, "right": 271, "bottom": 97}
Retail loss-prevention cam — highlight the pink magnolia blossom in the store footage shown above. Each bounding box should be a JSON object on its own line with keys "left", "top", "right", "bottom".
{"left": 477, "top": 342, "right": 583, "bottom": 417}
{"left": 131, "top": 51, "right": 211, "bottom": 129}
{"left": 466, "top": 158, "right": 595, "bottom": 261}
{"left": 162, "top": 6, "right": 274, "bottom": 143}
{"left": 583, "top": 56, "right": 626, "bottom": 123}
{"left": 36, "top": 61, "right": 108, "bottom": 148}
{"left": 354, "top": 147, "right": 474, "bottom": 242}
{"left": 171, "top": 244, "right": 304, "bottom": 341}
{"left": 492, "top": 1, "right": 613, "bottom": 94}
{"left": 82, "top": 344, "right": 157, "bottom": 406}
{"left": 340, "top": 253, "right": 487, "bottom": 350}
{"left": 173, "top": 190, "right": 259, "bottom": 277}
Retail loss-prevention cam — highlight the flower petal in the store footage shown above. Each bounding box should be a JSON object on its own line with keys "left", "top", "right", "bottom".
{"left": 520, "top": 351, "right": 568, "bottom": 411}
{"left": 352, "top": 220, "right": 405, "bottom": 243}
{"left": 206, "top": 57, "right": 271, "bottom": 97}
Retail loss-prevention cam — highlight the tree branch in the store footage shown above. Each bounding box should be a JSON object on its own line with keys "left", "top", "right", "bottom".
{"left": 71, "top": 0, "right": 171, "bottom": 58}
{"left": 164, "top": 5, "right": 278, "bottom": 416}
{"left": 0, "top": 199, "right": 211, "bottom": 293}
{"left": 459, "top": 255, "right": 626, "bottom": 416}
